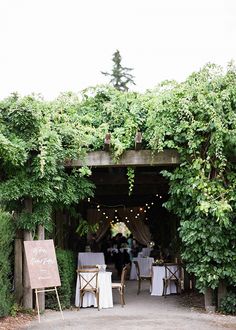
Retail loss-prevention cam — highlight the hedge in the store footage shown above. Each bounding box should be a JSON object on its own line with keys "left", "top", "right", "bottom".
{"left": 0, "top": 210, "right": 14, "bottom": 317}
{"left": 45, "top": 248, "right": 76, "bottom": 310}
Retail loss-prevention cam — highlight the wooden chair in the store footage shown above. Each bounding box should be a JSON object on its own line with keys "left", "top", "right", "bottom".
{"left": 77, "top": 268, "right": 100, "bottom": 310}
{"left": 112, "top": 265, "right": 128, "bottom": 307}
{"left": 133, "top": 260, "right": 152, "bottom": 295}
{"left": 80, "top": 265, "right": 98, "bottom": 269}
{"left": 162, "top": 263, "right": 183, "bottom": 297}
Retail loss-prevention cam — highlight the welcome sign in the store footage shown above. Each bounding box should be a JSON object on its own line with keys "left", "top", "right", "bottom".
{"left": 24, "top": 239, "right": 61, "bottom": 289}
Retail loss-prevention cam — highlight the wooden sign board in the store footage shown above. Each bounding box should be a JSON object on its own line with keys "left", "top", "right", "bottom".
{"left": 24, "top": 239, "right": 61, "bottom": 289}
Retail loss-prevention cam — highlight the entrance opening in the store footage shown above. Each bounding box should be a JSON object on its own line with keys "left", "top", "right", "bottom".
{"left": 56, "top": 165, "right": 180, "bottom": 266}
{"left": 111, "top": 222, "right": 130, "bottom": 237}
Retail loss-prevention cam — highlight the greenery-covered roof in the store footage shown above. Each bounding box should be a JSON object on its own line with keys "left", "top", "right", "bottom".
{"left": 1, "top": 62, "right": 236, "bottom": 291}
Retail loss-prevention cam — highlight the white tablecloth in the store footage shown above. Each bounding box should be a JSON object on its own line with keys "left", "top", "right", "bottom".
{"left": 130, "top": 257, "right": 154, "bottom": 280}
{"left": 75, "top": 271, "right": 113, "bottom": 308}
{"left": 151, "top": 265, "right": 178, "bottom": 296}
{"left": 78, "top": 252, "right": 105, "bottom": 268}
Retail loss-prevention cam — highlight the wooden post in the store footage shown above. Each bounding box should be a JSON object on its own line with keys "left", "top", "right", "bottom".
{"left": 104, "top": 133, "right": 111, "bottom": 151}
{"left": 204, "top": 287, "right": 215, "bottom": 312}
{"left": 14, "top": 232, "right": 23, "bottom": 304}
{"left": 217, "top": 281, "right": 227, "bottom": 308}
{"left": 135, "top": 132, "right": 142, "bottom": 150}
{"left": 23, "top": 198, "right": 33, "bottom": 309}
{"left": 37, "top": 225, "right": 45, "bottom": 312}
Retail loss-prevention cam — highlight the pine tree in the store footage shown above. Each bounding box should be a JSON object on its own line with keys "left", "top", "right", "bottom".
{"left": 102, "top": 50, "right": 135, "bottom": 92}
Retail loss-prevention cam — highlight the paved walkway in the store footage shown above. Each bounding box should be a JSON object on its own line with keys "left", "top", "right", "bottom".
{"left": 25, "top": 281, "right": 236, "bottom": 330}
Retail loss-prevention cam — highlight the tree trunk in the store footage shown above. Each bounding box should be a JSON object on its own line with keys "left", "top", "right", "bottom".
{"left": 204, "top": 287, "right": 215, "bottom": 312}
{"left": 37, "top": 225, "right": 45, "bottom": 312}
{"left": 23, "top": 198, "right": 33, "bottom": 309}
{"left": 217, "top": 281, "right": 227, "bottom": 308}
{"left": 14, "top": 231, "right": 23, "bottom": 304}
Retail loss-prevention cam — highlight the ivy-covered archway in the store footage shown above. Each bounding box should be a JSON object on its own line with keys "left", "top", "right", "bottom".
{"left": 0, "top": 63, "right": 236, "bottom": 311}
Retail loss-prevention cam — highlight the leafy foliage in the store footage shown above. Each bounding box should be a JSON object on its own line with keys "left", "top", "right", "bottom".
{"left": 0, "top": 94, "right": 95, "bottom": 231}
{"left": 45, "top": 249, "right": 76, "bottom": 309}
{"left": 127, "top": 167, "right": 135, "bottom": 195}
{"left": 1, "top": 62, "right": 236, "bottom": 295}
{"left": 0, "top": 209, "right": 14, "bottom": 317}
{"left": 219, "top": 292, "right": 236, "bottom": 315}
{"left": 146, "top": 63, "right": 236, "bottom": 291}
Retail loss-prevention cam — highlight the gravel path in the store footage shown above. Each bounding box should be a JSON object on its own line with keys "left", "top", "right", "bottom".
{"left": 25, "top": 281, "right": 236, "bottom": 330}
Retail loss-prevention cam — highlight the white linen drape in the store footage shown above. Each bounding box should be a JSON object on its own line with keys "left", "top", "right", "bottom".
{"left": 86, "top": 207, "right": 151, "bottom": 245}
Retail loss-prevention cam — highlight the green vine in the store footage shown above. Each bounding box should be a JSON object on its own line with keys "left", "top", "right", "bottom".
{"left": 127, "top": 167, "right": 135, "bottom": 195}
{"left": 0, "top": 63, "right": 236, "bottom": 294}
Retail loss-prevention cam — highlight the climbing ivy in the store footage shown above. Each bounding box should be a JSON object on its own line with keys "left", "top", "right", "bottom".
{"left": 146, "top": 63, "right": 236, "bottom": 291}
{"left": 1, "top": 63, "right": 236, "bottom": 293}
{"left": 127, "top": 167, "right": 135, "bottom": 195}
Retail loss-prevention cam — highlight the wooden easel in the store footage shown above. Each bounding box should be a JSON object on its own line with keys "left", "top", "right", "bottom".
{"left": 35, "top": 287, "right": 64, "bottom": 323}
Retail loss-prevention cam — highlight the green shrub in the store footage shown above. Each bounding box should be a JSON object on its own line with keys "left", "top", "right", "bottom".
{"left": 0, "top": 210, "right": 14, "bottom": 317}
{"left": 45, "top": 248, "right": 76, "bottom": 310}
{"left": 219, "top": 292, "right": 236, "bottom": 315}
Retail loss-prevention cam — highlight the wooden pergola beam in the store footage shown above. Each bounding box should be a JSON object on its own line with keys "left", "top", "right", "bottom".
{"left": 66, "top": 149, "right": 180, "bottom": 168}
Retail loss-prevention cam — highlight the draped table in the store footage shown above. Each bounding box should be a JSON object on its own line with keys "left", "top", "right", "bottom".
{"left": 130, "top": 257, "right": 154, "bottom": 280}
{"left": 77, "top": 252, "right": 105, "bottom": 268}
{"left": 75, "top": 270, "right": 113, "bottom": 309}
{"left": 151, "top": 265, "right": 178, "bottom": 296}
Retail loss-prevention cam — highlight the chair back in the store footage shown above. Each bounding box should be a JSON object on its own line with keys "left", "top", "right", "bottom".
{"left": 81, "top": 265, "right": 98, "bottom": 269}
{"left": 133, "top": 261, "right": 140, "bottom": 278}
{"left": 78, "top": 269, "right": 99, "bottom": 292}
{"left": 164, "top": 263, "right": 182, "bottom": 281}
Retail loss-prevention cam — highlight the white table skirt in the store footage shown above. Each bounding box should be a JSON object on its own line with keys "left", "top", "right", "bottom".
{"left": 130, "top": 257, "right": 154, "bottom": 280}
{"left": 75, "top": 271, "right": 113, "bottom": 308}
{"left": 78, "top": 252, "right": 105, "bottom": 268}
{"left": 151, "top": 265, "right": 178, "bottom": 296}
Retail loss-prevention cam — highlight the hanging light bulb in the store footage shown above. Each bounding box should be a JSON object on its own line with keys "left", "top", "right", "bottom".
{"left": 130, "top": 209, "right": 133, "bottom": 212}
{"left": 87, "top": 197, "right": 90, "bottom": 202}
{"left": 144, "top": 210, "right": 147, "bottom": 213}
{"left": 103, "top": 212, "right": 106, "bottom": 215}
{"left": 106, "top": 216, "right": 109, "bottom": 219}
{"left": 151, "top": 202, "right": 154, "bottom": 205}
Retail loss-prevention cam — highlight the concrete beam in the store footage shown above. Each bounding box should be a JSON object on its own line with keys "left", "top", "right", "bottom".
{"left": 66, "top": 149, "right": 180, "bottom": 168}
